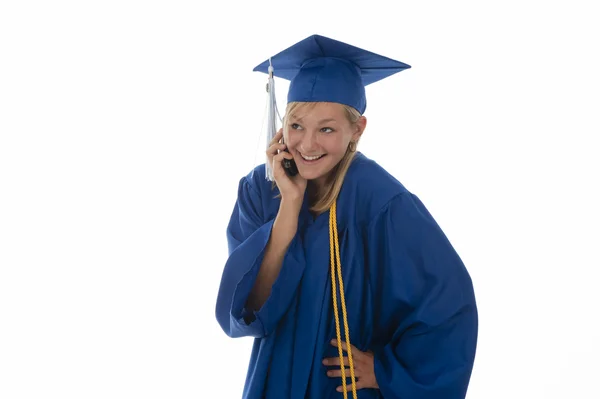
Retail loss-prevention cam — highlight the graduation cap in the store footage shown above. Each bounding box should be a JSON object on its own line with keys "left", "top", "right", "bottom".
{"left": 255, "top": 34, "right": 411, "bottom": 180}
{"left": 253, "top": 34, "right": 411, "bottom": 115}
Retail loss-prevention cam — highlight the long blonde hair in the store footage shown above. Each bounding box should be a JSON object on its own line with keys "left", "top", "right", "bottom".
{"left": 277, "top": 101, "right": 362, "bottom": 215}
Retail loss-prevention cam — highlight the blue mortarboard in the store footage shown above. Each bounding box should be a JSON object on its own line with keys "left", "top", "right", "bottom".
{"left": 253, "top": 34, "right": 411, "bottom": 114}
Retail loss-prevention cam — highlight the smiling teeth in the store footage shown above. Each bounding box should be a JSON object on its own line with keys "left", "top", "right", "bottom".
{"left": 301, "top": 154, "right": 324, "bottom": 161}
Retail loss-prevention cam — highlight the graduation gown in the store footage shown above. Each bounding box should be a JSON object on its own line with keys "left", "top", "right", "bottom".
{"left": 215, "top": 152, "right": 478, "bottom": 398}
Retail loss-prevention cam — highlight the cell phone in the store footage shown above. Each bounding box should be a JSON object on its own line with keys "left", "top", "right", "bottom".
{"left": 282, "top": 147, "right": 298, "bottom": 177}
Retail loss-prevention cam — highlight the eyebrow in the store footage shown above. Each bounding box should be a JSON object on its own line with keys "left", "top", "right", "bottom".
{"left": 317, "top": 118, "right": 337, "bottom": 124}
{"left": 290, "top": 116, "right": 338, "bottom": 124}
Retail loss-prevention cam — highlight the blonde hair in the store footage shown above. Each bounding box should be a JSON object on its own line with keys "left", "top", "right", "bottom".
{"left": 276, "top": 101, "right": 362, "bottom": 215}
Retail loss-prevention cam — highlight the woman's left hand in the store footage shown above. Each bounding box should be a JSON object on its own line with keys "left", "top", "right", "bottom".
{"left": 323, "top": 339, "right": 379, "bottom": 392}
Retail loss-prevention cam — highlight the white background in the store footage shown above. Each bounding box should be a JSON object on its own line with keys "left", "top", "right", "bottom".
{"left": 1, "top": 1, "right": 598, "bottom": 398}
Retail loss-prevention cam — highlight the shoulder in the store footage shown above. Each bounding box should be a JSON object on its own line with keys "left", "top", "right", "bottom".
{"left": 342, "top": 152, "right": 411, "bottom": 224}
{"left": 235, "top": 163, "right": 280, "bottom": 218}
{"left": 348, "top": 158, "right": 455, "bottom": 253}
{"left": 239, "top": 163, "right": 276, "bottom": 197}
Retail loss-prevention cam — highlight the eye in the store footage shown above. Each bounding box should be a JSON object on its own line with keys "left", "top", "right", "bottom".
{"left": 290, "top": 123, "right": 302, "bottom": 130}
{"left": 321, "top": 127, "right": 334, "bottom": 133}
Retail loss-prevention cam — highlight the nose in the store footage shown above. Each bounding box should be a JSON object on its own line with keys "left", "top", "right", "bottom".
{"left": 299, "top": 130, "right": 318, "bottom": 152}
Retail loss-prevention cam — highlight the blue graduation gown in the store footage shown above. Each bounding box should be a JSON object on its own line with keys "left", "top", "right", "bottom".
{"left": 216, "top": 152, "right": 478, "bottom": 398}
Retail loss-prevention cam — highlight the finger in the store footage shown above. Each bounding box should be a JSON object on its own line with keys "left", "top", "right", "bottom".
{"left": 326, "top": 367, "right": 357, "bottom": 378}
{"left": 336, "top": 382, "right": 365, "bottom": 393}
{"left": 266, "top": 144, "right": 286, "bottom": 165}
{"left": 266, "top": 142, "right": 286, "bottom": 157}
{"left": 269, "top": 129, "right": 283, "bottom": 145}
{"left": 323, "top": 356, "right": 349, "bottom": 367}
{"left": 272, "top": 151, "right": 293, "bottom": 163}
{"left": 269, "top": 128, "right": 284, "bottom": 145}
{"left": 271, "top": 152, "right": 295, "bottom": 180}
{"left": 330, "top": 340, "right": 362, "bottom": 359}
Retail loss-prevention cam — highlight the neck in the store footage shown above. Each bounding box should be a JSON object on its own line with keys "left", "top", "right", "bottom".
{"left": 307, "top": 181, "right": 322, "bottom": 203}
{"left": 312, "top": 176, "right": 326, "bottom": 193}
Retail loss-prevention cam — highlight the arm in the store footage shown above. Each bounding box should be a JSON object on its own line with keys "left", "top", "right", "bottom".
{"left": 215, "top": 176, "right": 306, "bottom": 339}
{"left": 246, "top": 198, "right": 301, "bottom": 311}
{"left": 370, "top": 192, "right": 478, "bottom": 399}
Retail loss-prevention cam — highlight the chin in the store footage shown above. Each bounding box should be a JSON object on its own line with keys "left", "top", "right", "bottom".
{"left": 298, "top": 165, "right": 333, "bottom": 182}
{"left": 297, "top": 169, "right": 322, "bottom": 180}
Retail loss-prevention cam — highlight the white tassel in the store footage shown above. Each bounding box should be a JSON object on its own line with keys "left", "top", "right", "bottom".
{"left": 265, "top": 58, "right": 282, "bottom": 181}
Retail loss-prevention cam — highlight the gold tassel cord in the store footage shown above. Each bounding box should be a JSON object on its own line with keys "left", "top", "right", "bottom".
{"left": 329, "top": 201, "right": 357, "bottom": 399}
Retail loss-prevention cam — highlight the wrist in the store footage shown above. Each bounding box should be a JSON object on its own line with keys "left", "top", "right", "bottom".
{"left": 280, "top": 197, "right": 303, "bottom": 215}
{"left": 274, "top": 199, "right": 301, "bottom": 239}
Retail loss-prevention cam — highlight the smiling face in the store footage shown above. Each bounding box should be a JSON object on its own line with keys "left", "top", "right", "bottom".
{"left": 283, "top": 102, "right": 366, "bottom": 188}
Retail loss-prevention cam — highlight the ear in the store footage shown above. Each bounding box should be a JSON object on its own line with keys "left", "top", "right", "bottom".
{"left": 352, "top": 116, "right": 367, "bottom": 141}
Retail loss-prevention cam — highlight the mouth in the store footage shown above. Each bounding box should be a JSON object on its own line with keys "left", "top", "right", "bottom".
{"left": 299, "top": 152, "right": 326, "bottom": 164}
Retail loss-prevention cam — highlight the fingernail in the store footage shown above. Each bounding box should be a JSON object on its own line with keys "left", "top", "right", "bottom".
{"left": 322, "top": 359, "right": 328, "bottom": 365}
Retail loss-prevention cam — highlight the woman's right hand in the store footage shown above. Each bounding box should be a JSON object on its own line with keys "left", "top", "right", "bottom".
{"left": 267, "top": 129, "right": 307, "bottom": 205}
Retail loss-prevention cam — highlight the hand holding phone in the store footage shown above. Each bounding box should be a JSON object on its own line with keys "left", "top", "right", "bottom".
{"left": 267, "top": 129, "right": 306, "bottom": 203}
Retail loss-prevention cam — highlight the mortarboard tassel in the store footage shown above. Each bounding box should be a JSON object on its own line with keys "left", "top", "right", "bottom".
{"left": 265, "top": 58, "right": 282, "bottom": 181}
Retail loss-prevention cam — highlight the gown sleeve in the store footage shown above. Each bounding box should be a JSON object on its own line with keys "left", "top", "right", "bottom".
{"left": 369, "top": 192, "right": 478, "bottom": 399}
{"left": 215, "top": 175, "right": 306, "bottom": 339}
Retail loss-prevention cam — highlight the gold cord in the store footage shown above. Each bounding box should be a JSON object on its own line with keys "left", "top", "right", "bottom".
{"left": 329, "top": 201, "right": 357, "bottom": 398}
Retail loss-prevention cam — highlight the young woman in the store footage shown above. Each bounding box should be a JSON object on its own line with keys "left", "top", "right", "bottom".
{"left": 216, "top": 34, "right": 478, "bottom": 399}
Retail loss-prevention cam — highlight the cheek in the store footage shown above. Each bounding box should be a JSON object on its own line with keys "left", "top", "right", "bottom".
{"left": 285, "top": 131, "right": 302, "bottom": 149}
{"left": 322, "top": 136, "right": 348, "bottom": 154}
